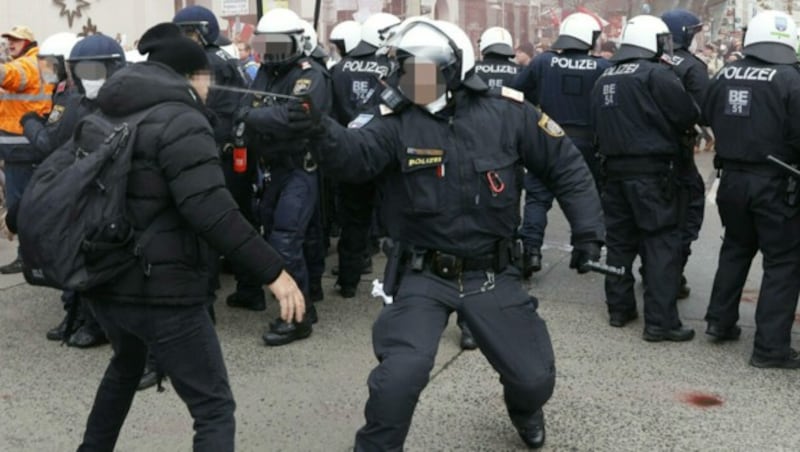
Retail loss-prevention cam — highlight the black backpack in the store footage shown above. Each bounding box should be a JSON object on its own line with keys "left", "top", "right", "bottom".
{"left": 18, "top": 104, "right": 175, "bottom": 291}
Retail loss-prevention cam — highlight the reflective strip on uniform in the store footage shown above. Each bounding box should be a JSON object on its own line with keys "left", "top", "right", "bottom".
{"left": 0, "top": 136, "right": 30, "bottom": 144}
{"left": 12, "top": 61, "right": 27, "bottom": 91}
{"left": 0, "top": 92, "right": 51, "bottom": 101}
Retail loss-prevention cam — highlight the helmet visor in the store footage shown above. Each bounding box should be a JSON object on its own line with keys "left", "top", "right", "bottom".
{"left": 397, "top": 56, "right": 447, "bottom": 106}
{"left": 177, "top": 22, "right": 210, "bottom": 44}
{"left": 72, "top": 60, "right": 108, "bottom": 81}
{"left": 252, "top": 34, "right": 297, "bottom": 63}
{"left": 38, "top": 55, "right": 64, "bottom": 82}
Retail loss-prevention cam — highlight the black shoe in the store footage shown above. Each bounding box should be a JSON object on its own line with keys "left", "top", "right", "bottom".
{"left": 310, "top": 281, "right": 324, "bottom": 302}
{"left": 225, "top": 291, "right": 266, "bottom": 311}
{"left": 459, "top": 324, "right": 477, "bottom": 350}
{"left": 137, "top": 368, "right": 159, "bottom": 391}
{"left": 513, "top": 409, "right": 546, "bottom": 449}
{"left": 705, "top": 323, "right": 741, "bottom": 342}
{"left": 0, "top": 258, "right": 23, "bottom": 274}
{"left": 609, "top": 310, "right": 638, "bottom": 328}
{"left": 67, "top": 324, "right": 109, "bottom": 348}
{"left": 306, "top": 304, "right": 318, "bottom": 325}
{"left": 46, "top": 315, "right": 71, "bottom": 341}
{"left": 522, "top": 249, "right": 542, "bottom": 278}
{"left": 263, "top": 319, "right": 313, "bottom": 346}
{"left": 643, "top": 326, "right": 695, "bottom": 342}
{"left": 336, "top": 284, "right": 357, "bottom": 298}
{"left": 749, "top": 349, "right": 800, "bottom": 369}
{"left": 677, "top": 275, "right": 691, "bottom": 300}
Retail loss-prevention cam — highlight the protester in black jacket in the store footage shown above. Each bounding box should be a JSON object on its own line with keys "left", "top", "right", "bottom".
{"left": 76, "top": 24, "right": 304, "bottom": 452}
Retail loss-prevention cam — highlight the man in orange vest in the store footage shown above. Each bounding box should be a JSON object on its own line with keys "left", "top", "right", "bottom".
{"left": 0, "top": 25, "right": 52, "bottom": 274}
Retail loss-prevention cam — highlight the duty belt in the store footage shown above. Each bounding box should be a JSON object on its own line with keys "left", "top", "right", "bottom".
{"left": 406, "top": 240, "right": 516, "bottom": 280}
{"left": 717, "top": 159, "right": 794, "bottom": 177}
{"left": 603, "top": 156, "right": 674, "bottom": 179}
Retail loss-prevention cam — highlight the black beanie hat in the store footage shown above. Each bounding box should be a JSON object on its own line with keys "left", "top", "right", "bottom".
{"left": 138, "top": 23, "right": 209, "bottom": 76}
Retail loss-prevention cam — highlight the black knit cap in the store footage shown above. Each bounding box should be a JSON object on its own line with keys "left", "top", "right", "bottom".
{"left": 138, "top": 23, "right": 209, "bottom": 76}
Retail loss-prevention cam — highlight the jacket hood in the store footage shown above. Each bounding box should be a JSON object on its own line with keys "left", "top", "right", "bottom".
{"left": 96, "top": 61, "right": 203, "bottom": 117}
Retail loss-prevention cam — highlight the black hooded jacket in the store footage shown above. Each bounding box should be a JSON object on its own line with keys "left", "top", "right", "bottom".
{"left": 85, "top": 62, "right": 284, "bottom": 305}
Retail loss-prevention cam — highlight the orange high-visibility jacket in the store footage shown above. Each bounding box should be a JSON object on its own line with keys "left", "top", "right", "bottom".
{"left": 0, "top": 46, "right": 53, "bottom": 135}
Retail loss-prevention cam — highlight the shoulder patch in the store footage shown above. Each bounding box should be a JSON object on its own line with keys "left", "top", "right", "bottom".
{"left": 47, "top": 105, "right": 65, "bottom": 124}
{"left": 300, "top": 60, "right": 312, "bottom": 70}
{"left": 348, "top": 113, "right": 374, "bottom": 129}
{"left": 379, "top": 104, "right": 394, "bottom": 116}
{"left": 537, "top": 113, "right": 564, "bottom": 138}
{"left": 55, "top": 81, "right": 67, "bottom": 94}
{"left": 292, "top": 78, "right": 312, "bottom": 96}
{"left": 500, "top": 86, "right": 524, "bottom": 103}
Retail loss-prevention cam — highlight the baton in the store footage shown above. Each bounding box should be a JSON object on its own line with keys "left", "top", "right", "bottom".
{"left": 584, "top": 260, "right": 626, "bottom": 279}
{"left": 767, "top": 155, "right": 800, "bottom": 178}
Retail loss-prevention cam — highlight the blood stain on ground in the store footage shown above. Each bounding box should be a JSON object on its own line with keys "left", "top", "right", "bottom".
{"left": 679, "top": 392, "right": 724, "bottom": 408}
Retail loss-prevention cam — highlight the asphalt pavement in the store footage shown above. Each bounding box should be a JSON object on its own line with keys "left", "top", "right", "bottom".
{"left": 1, "top": 151, "right": 799, "bottom": 451}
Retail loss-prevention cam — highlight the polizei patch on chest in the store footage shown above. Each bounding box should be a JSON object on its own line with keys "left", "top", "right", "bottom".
{"left": 404, "top": 148, "right": 445, "bottom": 170}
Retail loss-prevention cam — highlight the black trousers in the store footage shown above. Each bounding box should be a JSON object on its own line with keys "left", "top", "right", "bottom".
{"left": 706, "top": 170, "right": 800, "bottom": 360}
{"left": 354, "top": 267, "right": 555, "bottom": 451}
{"left": 337, "top": 181, "right": 376, "bottom": 288}
{"left": 603, "top": 177, "right": 683, "bottom": 329}
{"left": 79, "top": 301, "right": 235, "bottom": 452}
{"left": 681, "top": 162, "right": 706, "bottom": 268}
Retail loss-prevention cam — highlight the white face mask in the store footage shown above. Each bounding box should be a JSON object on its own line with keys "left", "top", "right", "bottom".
{"left": 42, "top": 72, "right": 59, "bottom": 84}
{"left": 82, "top": 79, "right": 106, "bottom": 100}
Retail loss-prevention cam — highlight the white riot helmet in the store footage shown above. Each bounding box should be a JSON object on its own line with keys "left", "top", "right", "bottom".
{"left": 388, "top": 19, "right": 484, "bottom": 113}
{"left": 743, "top": 10, "right": 799, "bottom": 64}
{"left": 611, "top": 15, "right": 672, "bottom": 62}
{"left": 552, "top": 12, "right": 601, "bottom": 51}
{"left": 330, "top": 20, "right": 361, "bottom": 57}
{"left": 254, "top": 8, "right": 306, "bottom": 65}
{"left": 299, "top": 19, "right": 324, "bottom": 58}
{"left": 351, "top": 12, "right": 401, "bottom": 57}
{"left": 38, "top": 32, "right": 81, "bottom": 83}
{"left": 479, "top": 27, "right": 514, "bottom": 57}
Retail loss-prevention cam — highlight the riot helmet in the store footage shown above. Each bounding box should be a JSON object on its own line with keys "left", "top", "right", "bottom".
{"left": 350, "top": 12, "right": 401, "bottom": 57}
{"left": 330, "top": 20, "right": 361, "bottom": 58}
{"left": 253, "top": 8, "right": 306, "bottom": 67}
{"left": 611, "top": 15, "right": 672, "bottom": 62}
{"left": 299, "top": 19, "right": 327, "bottom": 61}
{"left": 172, "top": 5, "right": 220, "bottom": 47}
{"left": 552, "top": 12, "right": 601, "bottom": 51}
{"left": 38, "top": 32, "right": 81, "bottom": 84}
{"left": 743, "top": 10, "right": 798, "bottom": 64}
{"left": 479, "top": 27, "right": 514, "bottom": 58}
{"left": 67, "top": 34, "right": 126, "bottom": 99}
{"left": 661, "top": 9, "right": 703, "bottom": 50}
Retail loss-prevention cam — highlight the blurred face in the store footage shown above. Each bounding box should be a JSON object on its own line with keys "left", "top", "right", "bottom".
{"left": 237, "top": 43, "right": 249, "bottom": 61}
{"left": 6, "top": 37, "right": 27, "bottom": 59}
{"left": 189, "top": 71, "right": 211, "bottom": 103}
{"left": 37, "top": 56, "right": 60, "bottom": 84}
{"left": 514, "top": 49, "right": 531, "bottom": 66}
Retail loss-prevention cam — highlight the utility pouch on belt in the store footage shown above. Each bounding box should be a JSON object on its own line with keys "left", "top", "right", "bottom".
{"left": 786, "top": 176, "right": 798, "bottom": 207}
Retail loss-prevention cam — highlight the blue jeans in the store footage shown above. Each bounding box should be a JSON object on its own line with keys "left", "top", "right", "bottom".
{"left": 80, "top": 301, "right": 235, "bottom": 452}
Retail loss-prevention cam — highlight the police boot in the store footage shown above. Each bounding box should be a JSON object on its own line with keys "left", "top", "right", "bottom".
{"left": 226, "top": 291, "right": 266, "bottom": 311}
{"left": 137, "top": 367, "right": 159, "bottom": 391}
{"left": 513, "top": 409, "right": 546, "bottom": 449}
{"left": 335, "top": 282, "right": 357, "bottom": 299}
{"left": 67, "top": 321, "right": 109, "bottom": 348}
{"left": 263, "top": 314, "right": 313, "bottom": 346}
{"left": 677, "top": 275, "right": 691, "bottom": 300}
{"left": 643, "top": 325, "right": 695, "bottom": 342}
{"left": 705, "top": 323, "right": 741, "bottom": 342}
{"left": 522, "top": 248, "right": 542, "bottom": 278}
{"left": 0, "top": 257, "right": 24, "bottom": 274}
{"left": 749, "top": 349, "right": 800, "bottom": 369}
{"left": 46, "top": 314, "right": 73, "bottom": 341}
{"left": 459, "top": 323, "right": 478, "bottom": 350}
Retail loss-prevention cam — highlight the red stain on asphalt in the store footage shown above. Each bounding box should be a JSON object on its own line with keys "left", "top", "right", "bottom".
{"left": 680, "top": 392, "right": 724, "bottom": 408}
{"left": 741, "top": 288, "right": 759, "bottom": 303}
{"left": 741, "top": 296, "right": 756, "bottom": 303}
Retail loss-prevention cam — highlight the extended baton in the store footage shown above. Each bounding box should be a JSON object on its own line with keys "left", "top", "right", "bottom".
{"left": 584, "top": 261, "right": 626, "bottom": 279}
{"left": 209, "top": 85, "right": 301, "bottom": 101}
{"left": 767, "top": 155, "right": 800, "bottom": 178}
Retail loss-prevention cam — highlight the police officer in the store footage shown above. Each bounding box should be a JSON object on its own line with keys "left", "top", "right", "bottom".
{"left": 660, "top": 9, "right": 711, "bottom": 300}
{"left": 591, "top": 15, "right": 698, "bottom": 340}
{"left": 329, "top": 20, "right": 361, "bottom": 62}
{"left": 511, "top": 12, "right": 610, "bottom": 277}
{"left": 237, "top": 8, "right": 332, "bottom": 346}
{"left": 22, "top": 34, "right": 127, "bottom": 348}
{"left": 290, "top": 19, "right": 604, "bottom": 450}
{"left": 475, "top": 26, "right": 520, "bottom": 88}
{"left": 172, "top": 6, "right": 256, "bottom": 310}
{"left": 703, "top": 11, "right": 800, "bottom": 368}
{"left": 329, "top": 13, "right": 399, "bottom": 300}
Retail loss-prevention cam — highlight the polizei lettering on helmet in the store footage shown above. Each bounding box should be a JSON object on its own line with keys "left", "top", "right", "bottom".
{"left": 601, "top": 64, "right": 640, "bottom": 77}
{"left": 549, "top": 57, "right": 598, "bottom": 70}
{"left": 716, "top": 66, "right": 777, "bottom": 82}
{"left": 474, "top": 64, "right": 518, "bottom": 75}
{"left": 342, "top": 60, "right": 389, "bottom": 77}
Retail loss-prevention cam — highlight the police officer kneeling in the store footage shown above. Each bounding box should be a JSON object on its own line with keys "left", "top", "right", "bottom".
{"left": 287, "top": 19, "right": 604, "bottom": 450}
{"left": 704, "top": 11, "right": 800, "bottom": 368}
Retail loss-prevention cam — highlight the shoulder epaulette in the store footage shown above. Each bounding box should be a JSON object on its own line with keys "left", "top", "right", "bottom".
{"left": 500, "top": 86, "right": 524, "bottom": 103}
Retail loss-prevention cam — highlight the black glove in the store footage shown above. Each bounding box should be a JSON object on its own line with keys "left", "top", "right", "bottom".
{"left": 286, "top": 99, "right": 315, "bottom": 132}
{"left": 570, "top": 241, "right": 602, "bottom": 274}
{"left": 20, "top": 111, "right": 44, "bottom": 128}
